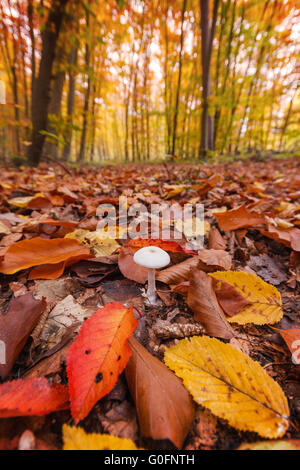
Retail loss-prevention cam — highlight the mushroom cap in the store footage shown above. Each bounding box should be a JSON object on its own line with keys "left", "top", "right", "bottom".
{"left": 133, "top": 246, "right": 170, "bottom": 269}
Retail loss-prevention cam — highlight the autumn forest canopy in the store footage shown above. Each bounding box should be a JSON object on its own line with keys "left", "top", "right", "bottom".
{"left": 0, "top": 0, "right": 299, "bottom": 166}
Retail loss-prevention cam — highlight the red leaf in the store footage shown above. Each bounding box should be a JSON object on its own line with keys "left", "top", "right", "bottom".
{"left": 0, "top": 378, "right": 69, "bottom": 418}
{"left": 67, "top": 302, "right": 138, "bottom": 424}
{"left": 128, "top": 238, "right": 195, "bottom": 255}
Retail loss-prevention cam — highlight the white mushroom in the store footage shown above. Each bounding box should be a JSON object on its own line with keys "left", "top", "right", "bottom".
{"left": 133, "top": 246, "right": 170, "bottom": 306}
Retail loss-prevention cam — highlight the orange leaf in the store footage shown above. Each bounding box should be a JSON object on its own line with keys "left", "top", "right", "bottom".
{"left": 279, "top": 329, "right": 300, "bottom": 364}
{"left": 0, "top": 378, "right": 69, "bottom": 418}
{"left": 128, "top": 238, "right": 195, "bottom": 255}
{"left": 0, "top": 238, "right": 92, "bottom": 275}
{"left": 29, "top": 261, "right": 66, "bottom": 280}
{"left": 67, "top": 302, "right": 138, "bottom": 424}
{"left": 215, "top": 205, "right": 265, "bottom": 231}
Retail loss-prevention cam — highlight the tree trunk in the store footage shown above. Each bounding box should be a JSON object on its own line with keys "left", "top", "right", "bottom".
{"left": 78, "top": 12, "right": 91, "bottom": 162}
{"left": 62, "top": 47, "right": 78, "bottom": 161}
{"left": 27, "top": 0, "right": 70, "bottom": 166}
{"left": 44, "top": 49, "right": 65, "bottom": 158}
{"left": 199, "top": 0, "right": 219, "bottom": 158}
{"left": 171, "top": 0, "right": 187, "bottom": 156}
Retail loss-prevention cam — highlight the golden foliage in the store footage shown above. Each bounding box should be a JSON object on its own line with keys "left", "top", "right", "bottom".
{"left": 164, "top": 336, "right": 289, "bottom": 438}
{"left": 209, "top": 271, "right": 283, "bottom": 325}
{"left": 65, "top": 229, "right": 120, "bottom": 257}
{"left": 63, "top": 425, "right": 140, "bottom": 450}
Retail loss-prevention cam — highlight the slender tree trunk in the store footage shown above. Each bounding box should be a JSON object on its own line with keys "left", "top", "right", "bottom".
{"left": 279, "top": 86, "right": 298, "bottom": 151}
{"left": 78, "top": 12, "right": 91, "bottom": 162}
{"left": 62, "top": 47, "right": 77, "bottom": 161}
{"left": 44, "top": 53, "right": 65, "bottom": 158}
{"left": 27, "top": 0, "right": 70, "bottom": 166}
{"left": 171, "top": 0, "right": 187, "bottom": 156}
{"left": 27, "top": 0, "right": 36, "bottom": 106}
{"left": 199, "top": 0, "right": 220, "bottom": 157}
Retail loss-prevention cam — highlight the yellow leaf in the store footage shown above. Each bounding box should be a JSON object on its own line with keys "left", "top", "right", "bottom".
{"left": 165, "top": 186, "right": 186, "bottom": 200}
{"left": 238, "top": 440, "right": 300, "bottom": 450}
{"left": 9, "top": 193, "right": 48, "bottom": 208}
{"left": 164, "top": 336, "right": 289, "bottom": 438}
{"left": 63, "top": 425, "right": 140, "bottom": 450}
{"left": 65, "top": 229, "right": 120, "bottom": 257}
{"left": 211, "top": 207, "right": 227, "bottom": 214}
{"left": 209, "top": 271, "right": 283, "bottom": 325}
{"left": 174, "top": 218, "right": 210, "bottom": 237}
{"left": 274, "top": 217, "right": 294, "bottom": 229}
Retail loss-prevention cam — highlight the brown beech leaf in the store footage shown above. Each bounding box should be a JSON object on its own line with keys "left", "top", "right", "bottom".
{"left": 290, "top": 230, "right": 300, "bottom": 252}
{"left": 278, "top": 329, "right": 300, "bottom": 364}
{"left": 0, "top": 378, "right": 69, "bottom": 418}
{"left": 215, "top": 205, "right": 265, "bottom": 231}
{"left": 197, "top": 249, "right": 232, "bottom": 271}
{"left": 118, "top": 246, "right": 148, "bottom": 284}
{"left": 0, "top": 293, "right": 47, "bottom": 379}
{"left": 212, "top": 278, "right": 252, "bottom": 317}
{"left": 125, "top": 337, "right": 195, "bottom": 449}
{"left": 187, "top": 269, "right": 234, "bottom": 339}
{"left": 260, "top": 224, "right": 300, "bottom": 250}
{"left": 208, "top": 226, "right": 227, "bottom": 250}
{"left": 157, "top": 256, "right": 199, "bottom": 285}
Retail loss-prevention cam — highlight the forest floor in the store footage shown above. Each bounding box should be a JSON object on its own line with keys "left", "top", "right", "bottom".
{"left": 0, "top": 156, "right": 299, "bottom": 451}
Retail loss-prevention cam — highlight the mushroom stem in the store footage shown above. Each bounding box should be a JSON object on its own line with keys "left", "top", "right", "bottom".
{"left": 147, "top": 268, "right": 157, "bottom": 305}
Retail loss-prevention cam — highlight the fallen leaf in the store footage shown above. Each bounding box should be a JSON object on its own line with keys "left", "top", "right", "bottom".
{"left": 278, "top": 329, "right": 300, "bottom": 364}
{"left": 67, "top": 302, "right": 138, "bottom": 423}
{"left": 208, "top": 226, "right": 227, "bottom": 250}
{"left": 118, "top": 246, "right": 148, "bottom": 284}
{"left": 66, "top": 229, "right": 120, "bottom": 257}
{"left": 215, "top": 205, "right": 265, "bottom": 231}
{"left": 187, "top": 269, "right": 234, "bottom": 339}
{"left": 126, "top": 337, "right": 195, "bottom": 449}
{"left": 0, "top": 294, "right": 47, "bottom": 379}
{"left": 157, "top": 256, "right": 199, "bottom": 285}
{"left": 39, "top": 295, "right": 92, "bottom": 352}
{"left": 212, "top": 278, "right": 252, "bottom": 317}
{"left": 8, "top": 193, "right": 51, "bottom": 209}
{"left": 209, "top": 271, "right": 283, "bottom": 325}
{"left": 197, "top": 249, "right": 232, "bottom": 271}
{"left": 164, "top": 336, "right": 289, "bottom": 438}
{"left": 0, "top": 238, "right": 92, "bottom": 275}
{"left": 0, "top": 221, "right": 11, "bottom": 235}
{"left": 0, "top": 378, "right": 69, "bottom": 418}
{"left": 248, "top": 254, "right": 287, "bottom": 286}
{"left": 128, "top": 238, "right": 195, "bottom": 255}
{"left": 238, "top": 440, "right": 300, "bottom": 450}
{"left": 62, "top": 425, "right": 140, "bottom": 450}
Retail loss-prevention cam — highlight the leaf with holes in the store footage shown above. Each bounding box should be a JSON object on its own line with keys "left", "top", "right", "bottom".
{"left": 209, "top": 271, "right": 283, "bottom": 325}
{"left": 165, "top": 337, "right": 289, "bottom": 438}
{"left": 67, "top": 302, "right": 138, "bottom": 424}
